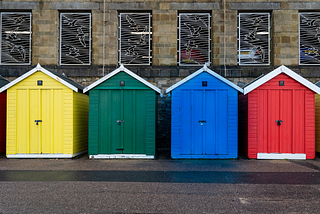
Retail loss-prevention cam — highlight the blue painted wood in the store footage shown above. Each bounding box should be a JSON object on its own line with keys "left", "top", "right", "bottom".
{"left": 170, "top": 72, "right": 238, "bottom": 159}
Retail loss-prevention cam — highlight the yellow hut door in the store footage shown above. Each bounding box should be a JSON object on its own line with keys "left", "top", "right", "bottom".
{"left": 16, "top": 89, "right": 63, "bottom": 154}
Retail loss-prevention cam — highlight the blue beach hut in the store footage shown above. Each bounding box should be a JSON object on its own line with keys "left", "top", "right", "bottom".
{"left": 166, "top": 65, "right": 243, "bottom": 159}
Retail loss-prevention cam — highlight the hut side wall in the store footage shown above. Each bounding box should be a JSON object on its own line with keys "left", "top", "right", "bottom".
{"left": 171, "top": 72, "right": 238, "bottom": 159}
{"left": 238, "top": 93, "right": 248, "bottom": 158}
{"left": 145, "top": 91, "right": 157, "bottom": 156}
{"left": 0, "top": 92, "right": 6, "bottom": 153}
{"left": 247, "top": 91, "right": 258, "bottom": 159}
{"left": 315, "top": 94, "right": 320, "bottom": 153}
{"left": 88, "top": 90, "right": 99, "bottom": 155}
{"left": 73, "top": 92, "right": 89, "bottom": 154}
{"left": 305, "top": 90, "right": 315, "bottom": 159}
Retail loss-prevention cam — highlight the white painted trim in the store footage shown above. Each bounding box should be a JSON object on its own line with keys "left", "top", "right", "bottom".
{"left": 89, "top": 154, "right": 154, "bottom": 159}
{"left": 6, "top": 150, "right": 87, "bottom": 159}
{"left": 257, "top": 153, "right": 306, "bottom": 160}
{"left": 243, "top": 65, "right": 320, "bottom": 95}
{"left": 0, "top": 63, "right": 79, "bottom": 93}
{"left": 165, "top": 64, "right": 243, "bottom": 94}
{"left": 83, "top": 64, "right": 161, "bottom": 94}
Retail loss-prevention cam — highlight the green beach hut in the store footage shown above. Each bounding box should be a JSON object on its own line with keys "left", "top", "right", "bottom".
{"left": 84, "top": 65, "right": 161, "bottom": 159}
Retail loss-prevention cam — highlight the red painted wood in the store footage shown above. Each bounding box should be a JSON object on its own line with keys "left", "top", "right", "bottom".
{"left": 245, "top": 73, "right": 315, "bottom": 159}
{"left": 0, "top": 92, "right": 6, "bottom": 153}
{"left": 280, "top": 90, "right": 293, "bottom": 153}
{"left": 248, "top": 91, "right": 258, "bottom": 158}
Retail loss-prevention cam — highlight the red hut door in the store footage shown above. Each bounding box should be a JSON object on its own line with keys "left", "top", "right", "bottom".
{"left": 258, "top": 89, "right": 305, "bottom": 154}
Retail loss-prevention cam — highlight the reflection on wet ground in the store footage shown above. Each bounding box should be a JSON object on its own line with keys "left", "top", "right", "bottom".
{"left": 0, "top": 170, "right": 320, "bottom": 184}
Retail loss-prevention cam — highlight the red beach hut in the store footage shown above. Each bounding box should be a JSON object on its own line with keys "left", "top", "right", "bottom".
{"left": 239, "top": 65, "right": 320, "bottom": 159}
{"left": 0, "top": 76, "right": 9, "bottom": 153}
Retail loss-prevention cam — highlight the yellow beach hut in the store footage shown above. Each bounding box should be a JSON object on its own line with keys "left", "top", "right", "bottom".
{"left": 0, "top": 64, "right": 88, "bottom": 158}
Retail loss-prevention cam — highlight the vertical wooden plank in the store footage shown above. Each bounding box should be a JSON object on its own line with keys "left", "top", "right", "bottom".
{"left": 268, "top": 90, "right": 280, "bottom": 153}
{"left": 180, "top": 90, "right": 192, "bottom": 155}
{"left": 293, "top": 90, "right": 305, "bottom": 153}
{"left": 216, "top": 90, "right": 228, "bottom": 155}
{"left": 193, "top": 90, "right": 203, "bottom": 155}
{"left": 204, "top": 90, "right": 215, "bottom": 155}
{"left": 28, "top": 90, "right": 41, "bottom": 154}
{"left": 53, "top": 89, "right": 64, "bottom": 153}
{"left": 280, "top": 90, "right": 293, "bottom": 153}
{"left": 17, "top": 90, "right": 29, "bottom": 153}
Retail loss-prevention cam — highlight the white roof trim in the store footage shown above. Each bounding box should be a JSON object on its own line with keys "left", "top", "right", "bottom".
{"left": 0, "top": 63, "right": 79, "bottom": 93}
{"left": 243, "top": 65, "right": 320, "bottom": 95}
{"left": 165, "top": 64, "right": 243, "bottom": 94}
{"left": 83, "top": 64, "right": 161, "bottom": 94}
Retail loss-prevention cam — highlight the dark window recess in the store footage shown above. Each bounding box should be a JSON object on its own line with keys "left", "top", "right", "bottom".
{"left": 37, "top": 80, "right": 43, "bottom": 86}
{"left": 279, "top": 81, "right": 284, "bottom": 86}
{"left": 120, "top": 81, "right": 125, "bottom": 86}
{"left": 202, "top": 81, "right": 207, "bottom": 87}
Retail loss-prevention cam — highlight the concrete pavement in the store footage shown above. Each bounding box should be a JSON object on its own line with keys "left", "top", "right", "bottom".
{"left": 0, "top": 153, "right": 320, "bottom": 213}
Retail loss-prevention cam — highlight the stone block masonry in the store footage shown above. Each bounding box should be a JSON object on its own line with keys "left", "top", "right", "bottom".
{"left": 3, "top": 0, "right": 320, "bottom": 150}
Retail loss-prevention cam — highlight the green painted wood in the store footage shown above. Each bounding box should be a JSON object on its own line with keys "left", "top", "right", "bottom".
{"left": 88, "top": 90, "right": 99, "bottom": 155}
{"left": 94, "top": 72, "right": 150, "bottom": 90}
{"left": 88, "top": 71, "right": 156, "bottom": 156}
{"left": 95, "top": 89, "right": 155, "bottom": 155}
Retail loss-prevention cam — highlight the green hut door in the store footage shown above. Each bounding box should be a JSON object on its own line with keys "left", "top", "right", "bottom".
{"left": 98, "top": 90, "right": 146, "bottom": 154}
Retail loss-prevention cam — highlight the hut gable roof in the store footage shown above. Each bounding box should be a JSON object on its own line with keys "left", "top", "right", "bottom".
{"left": 0, "top": 75, "right": 10, "bottom": 88}
{"left": 243, "top": 65, "right": 320, "bottom": 95}
{"left": 83, "top": 64, "right": 161, "bottom": 94}
{"left": 165, "top": 64, "right": 243, "bottom": 94}
{"left": 0, "top": 64, "right": 83, "bottom": 93}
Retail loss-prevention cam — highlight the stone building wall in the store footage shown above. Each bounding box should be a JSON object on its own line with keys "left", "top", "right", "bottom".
{"left": 2, "top": 0, "right": 320, "bottom": 150}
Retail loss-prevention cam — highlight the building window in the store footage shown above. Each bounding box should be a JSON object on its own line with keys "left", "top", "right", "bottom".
{"left": 0, "top": 12, "right": 32, "bottom": 65}
{"left": 238, "top": 13, "right": 270, "bottom": 65}
{"left": 299, "top": 13, "right": 320, "bottom": 65}
{"left": 60, "top": 13, "right": 91, "bottom": 65}
{"left": 178, "top": 13, "right": 211, "bottom": 66}
{"left": 118, "top": 13, "right": 152, "bottom": 65}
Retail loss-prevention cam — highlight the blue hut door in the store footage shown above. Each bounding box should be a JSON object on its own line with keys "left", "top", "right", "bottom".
{"left": 180, "top": 90, "right": 228, "bottom": 155}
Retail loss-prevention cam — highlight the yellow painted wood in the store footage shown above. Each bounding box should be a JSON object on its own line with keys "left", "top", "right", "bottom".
{"left": 315, "top": 94, "right": 320, "bottom": 153}
{"left": 73, "top": 92, "right": 89, "bottom": 154}
{"left": 6, "top": 71, "right": 83, "bottom": 156}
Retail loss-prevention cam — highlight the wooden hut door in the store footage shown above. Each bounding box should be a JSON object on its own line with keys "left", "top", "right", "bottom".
{"left": 99, "top": 90, "right": 146, "bottom": 154}
{"left": 16, "top": 89, "right": 63, "bottom": 154}
{"left": 259, "top": 89, "right": 304, "bottom": 154}
{"left": 180, "top": 90, "right": 228, "bottom": 155}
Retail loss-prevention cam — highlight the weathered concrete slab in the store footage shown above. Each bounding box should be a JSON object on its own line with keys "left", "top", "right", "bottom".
{"left": 291, "top": 3, "right": 320, "bottom": 10}
{"left": 0, "top": 2, "right": 39, "bottom": 10}
{"left": 109, "top": 3, "right": 159, "bottom": 10}
{"left": 170, "top": 3, "right": 220, "bottom": 10}
{"left": 230, "top": 3, "right": 280, "bottom": 10}
{"left": 50, "top": 2, "right": 99, "bottom": 10}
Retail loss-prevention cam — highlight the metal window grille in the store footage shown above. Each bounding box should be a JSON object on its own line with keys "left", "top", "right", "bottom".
{"left": 0, "top": 12, "right": 32, "bottom": 65}
{"left": 60, "top": 13, "right": 91, "bottom": 65}
{"left": 178, "top": 13, "right": 211, "bottom": 66}
{"left": 238, "top": 13, "right": 270, "bottom": 65}
{"left": 299, "top": 13, "right": 320, "bottom": 65}
{"left": 119, "top": 13, "right": 152, "bottom": 65}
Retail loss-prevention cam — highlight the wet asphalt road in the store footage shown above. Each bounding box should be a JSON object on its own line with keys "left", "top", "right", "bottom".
{"left": 0, "top": 152, "right": 320, "bottom": 213}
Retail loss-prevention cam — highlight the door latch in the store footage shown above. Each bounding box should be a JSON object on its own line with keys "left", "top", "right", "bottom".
{"left": 117, "top": 120, "right": 124, "bottom": 125}
{"left": 199, "top": 120, "right": 207, "bottom": 126}
{"left": 275, "top": 120, "right": 283, "bottom": 126}
{"left": 35, "top": 120, "right": 42, "bottom": 125}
